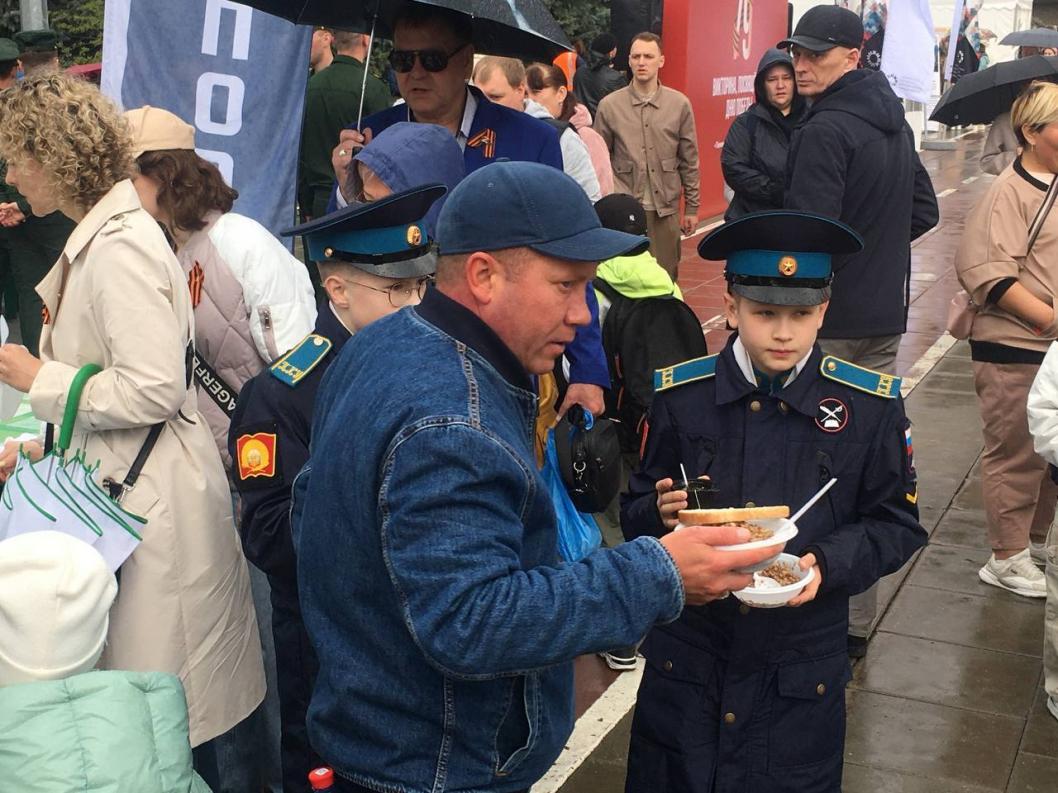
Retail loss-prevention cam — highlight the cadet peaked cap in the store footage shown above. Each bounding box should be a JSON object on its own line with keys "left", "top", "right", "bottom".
{"left": 0, "top": 39, "right": 19, "bottom": 61}
{"left": 698, "top": 210, "right": 863, "bottom": 306}
{"left": 14, "top": 29, "right": 58, "bottom": 53}
{"left": 437, "top": 161, "right": 648, "bottom": 262}
{"left": 778, "top": 6, "right": 863, "bottom": 52}
{"left": 282, "top": 184, "right": 445, "bottom": 279}
{"left": 125, "top": 106, "right": 196, "bottom": 159}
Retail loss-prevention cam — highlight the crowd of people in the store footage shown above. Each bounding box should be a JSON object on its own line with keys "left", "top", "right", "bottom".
{"left": 0, "top": 4, "right": 1057, "bottom": 793}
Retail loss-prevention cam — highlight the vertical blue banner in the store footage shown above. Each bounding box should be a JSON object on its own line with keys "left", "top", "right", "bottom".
{"left": 103, "top": 0, "right": 311, "bottom": 242}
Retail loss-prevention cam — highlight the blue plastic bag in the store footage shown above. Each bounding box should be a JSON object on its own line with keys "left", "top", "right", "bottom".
{"left": 542, "top": 427, "right": 602, "bottom": 562}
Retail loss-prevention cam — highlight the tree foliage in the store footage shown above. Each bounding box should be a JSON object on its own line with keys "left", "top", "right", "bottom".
{"left": 50, "top": 0, "right": 104, "bottom": 65}
{"left": 541, "top": 0, "right": 609, "bottom": 49}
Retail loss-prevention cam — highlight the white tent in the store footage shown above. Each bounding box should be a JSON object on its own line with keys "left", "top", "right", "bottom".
{"left": 931, "top": 0, "right": 1034, "bottom": 65}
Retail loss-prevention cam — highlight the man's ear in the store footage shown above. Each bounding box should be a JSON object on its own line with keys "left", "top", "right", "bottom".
{"left": 465, "top": 251, "right": 500, "bottom": 306}
{"left": 322, "top": 273, "right": 348, "bottom": 308}
{"left": 816, "top": 300, "right": 830, "bottom": 327}
{"left": 658, "top": 53, "right": 666, "bottom": 70}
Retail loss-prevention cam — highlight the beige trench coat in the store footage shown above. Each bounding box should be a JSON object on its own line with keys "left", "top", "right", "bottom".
{"left": 29, "top": 181, "right": 264, "bottom": 746}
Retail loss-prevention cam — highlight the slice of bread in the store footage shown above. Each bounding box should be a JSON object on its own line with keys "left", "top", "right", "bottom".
{"left": 678, "top": 505, "right": 790, "bottom": 525}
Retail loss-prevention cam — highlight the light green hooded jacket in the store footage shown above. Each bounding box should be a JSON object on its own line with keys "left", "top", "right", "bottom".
{"left": 0, "top": 670, "right": 212, "bottom": 792}
{"left": 595, "top": 250, "right": 684, "bottom": 302}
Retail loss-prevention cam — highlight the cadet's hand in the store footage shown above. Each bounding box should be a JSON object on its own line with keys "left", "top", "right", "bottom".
{"left": 681, "top": 213, "right": 698, "bottom": 237}
{"left": 660, "top": 525, "right": 780, "bottom": 605}
{"left": 555, "top": 383, "right": 605, "bottom": 424}
{"left": 656, "top": 477, "right": 687, "bottom": 530}
{"left": 787, "top": 552, "right": 822, "bottom": 607}
{"left": 0, "top": 343, "right": 42, "bottom": 392}
{"left": 0, "top": 202, "right": 24, "bottom": 227}
{"left": 332, "top": 128, "right": 373, "bottom": 199}
{"left": 0, "top": 438, "right": 42, "bottom": 482}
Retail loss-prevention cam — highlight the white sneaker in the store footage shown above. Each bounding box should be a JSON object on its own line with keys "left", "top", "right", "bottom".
{"left": 1030, "top": 541, "right": 1049, "bottom": 567}
{"left": 1048, "top": 695, "right": 1058, "bottom": 724}
{"left": 978, "top": 549, "right": 1047, "bottom": 598}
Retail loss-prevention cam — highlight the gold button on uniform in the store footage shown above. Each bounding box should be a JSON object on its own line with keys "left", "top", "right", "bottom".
{"left": 745, "top": 501, "right": 756, "bottom": 508}
{"left": 663, "top": 660, "right": 673, "bottom": 671}
{"left": 749, "top": 400, "right": 762, "bottom": 412}
{"left": 724, "top": 712, "right": 736, "bottom": 724}
{"left": 739, "top": 604, "right": 750, "bottom": 615}
{"left": 816, "top": 683, "right": 826, "bottom": 696}
{"left": 779, "top": 402, "right": 789, "bottom": 414}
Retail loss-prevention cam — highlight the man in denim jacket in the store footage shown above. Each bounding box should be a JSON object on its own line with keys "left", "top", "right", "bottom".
{"left": 295, "top": 162, "right": 778, "bottom": 793}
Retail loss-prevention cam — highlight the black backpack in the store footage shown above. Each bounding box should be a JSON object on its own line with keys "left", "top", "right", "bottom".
{"left": 594, "top": 279, "right": 709, "bottom": 452}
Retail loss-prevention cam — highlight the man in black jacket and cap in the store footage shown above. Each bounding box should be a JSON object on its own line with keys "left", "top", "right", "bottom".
{"left": 780, "top": 4, "right": 939, "bottom": 658}
{"left": 574, "top": 33, "right": 627, "bottom": 118}
{"left": 722, "top": 47, "right": 805, "bottom": 220}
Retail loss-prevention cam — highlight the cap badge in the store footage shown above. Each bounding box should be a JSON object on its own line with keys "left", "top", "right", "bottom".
{"left": 406, "top": 225, "right": 423, "bottom": 246}
{"left": 778, "top": 256, "right": 798, "bottom": 277}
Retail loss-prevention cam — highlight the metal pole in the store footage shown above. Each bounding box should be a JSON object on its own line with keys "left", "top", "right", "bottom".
{"left": 20, "top": 0, "right": 48, "bottom": 31}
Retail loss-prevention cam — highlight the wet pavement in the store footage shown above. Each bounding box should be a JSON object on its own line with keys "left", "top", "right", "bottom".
{"left": 537, "top": 130, "right": 1058, "bottom": 793}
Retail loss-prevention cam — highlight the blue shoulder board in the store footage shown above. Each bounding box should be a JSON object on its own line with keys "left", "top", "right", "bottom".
{"left": 654, "top": 354, "right": 719, "bottom": 393}
{"left": 270, "top": 334, "right": 333, "bottom": 388}
{"left": 820, "top": 355, "right": 901, "bottom": 398}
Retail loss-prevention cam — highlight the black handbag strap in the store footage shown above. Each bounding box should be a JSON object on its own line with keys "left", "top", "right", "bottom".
{"left": 105, "top": 423, "right": 164, "bottom": 502}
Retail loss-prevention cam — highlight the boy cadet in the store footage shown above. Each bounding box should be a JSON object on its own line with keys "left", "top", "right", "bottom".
{"left": 620, "top": 211, "right": 928, "bottom": 793}
{"left": 227, "top": 184, "right": 443, "bottom": 793}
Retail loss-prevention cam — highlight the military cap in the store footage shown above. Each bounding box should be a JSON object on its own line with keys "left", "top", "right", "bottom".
{"left": 14, "top": 29, "right": 59, "bottom": 54}
{"left": 698, "top": 210, "right": 863, "bottom": 306}
{"left": 0, "top": 39, "right": 19, "bottom": 61}
{"left": 282, "top": 184, "right": 445, "bottom": 279}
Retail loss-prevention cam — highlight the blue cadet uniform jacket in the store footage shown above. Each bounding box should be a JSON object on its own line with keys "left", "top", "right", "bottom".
{"left": 620, "top": 336, "right": 927, "bottom": 793}
{"left": 227, "top": 304, "right": 350, "bottom": 791}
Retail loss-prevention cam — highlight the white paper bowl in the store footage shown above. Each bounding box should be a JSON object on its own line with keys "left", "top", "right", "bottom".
{"left": 732, "top": 553, "right": 814, "bottom": 609}
{"left": 710, "top": 517, "right": 798, "bottom": 572}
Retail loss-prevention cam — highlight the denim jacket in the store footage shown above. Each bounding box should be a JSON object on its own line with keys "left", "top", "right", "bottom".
{"left": 294, "top": 287, "right": 684, "bottom": 793}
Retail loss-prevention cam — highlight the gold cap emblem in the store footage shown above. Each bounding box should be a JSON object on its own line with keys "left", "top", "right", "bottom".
{"left": 406, "top": 225, "right": 423, "bottom": 246}
{"left": 778, "top": 256, "right": 798, "bottom": 277}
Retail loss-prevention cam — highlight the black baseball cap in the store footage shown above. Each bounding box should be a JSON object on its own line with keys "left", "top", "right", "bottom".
{"left": 778, "top": 6, "right": 863, "bottom": 53}
{"left": 594, "top": 194, "right": 647, "bottom": 237}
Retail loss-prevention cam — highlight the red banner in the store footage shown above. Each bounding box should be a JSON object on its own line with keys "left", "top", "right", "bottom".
{"left": 660, "top": 0, "right": 790, "bottom": 219}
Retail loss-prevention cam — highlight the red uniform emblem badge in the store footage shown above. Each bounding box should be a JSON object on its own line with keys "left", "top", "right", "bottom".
{"left": 236, "top": 432, "right": 277, "bottom": 481}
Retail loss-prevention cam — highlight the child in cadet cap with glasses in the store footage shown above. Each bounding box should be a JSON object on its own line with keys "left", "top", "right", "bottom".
{"left": 620, "top": 210, "right": 928, "bottom": 793}
{"left": 227, "top": 184, "right": 444, "bottom": 792}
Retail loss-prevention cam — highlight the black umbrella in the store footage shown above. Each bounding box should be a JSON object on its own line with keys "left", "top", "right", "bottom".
{"left": 930, "top": 55, "right": 1058, "bottom": 126}
{"left": 241, "top": 0, "right": 571, "bottom": 62}
{"left": 999, "top": 28, "right": 1058, "bottom": 49}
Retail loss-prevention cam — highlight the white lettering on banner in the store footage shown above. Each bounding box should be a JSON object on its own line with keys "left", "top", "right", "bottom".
{"left": 725, "top": 97, "right": 752, "bottom": 119}
{"left": 202, "top": 0, "right": 252, "bottom": 60}
{"left": 196, "top": 72, "right": 245, "bottom": 135}
{"left": 198, "top": 148, "right": 235, "bottom": 184}
{"left": 711, "top": 74, "right": 755, "bottom": 97}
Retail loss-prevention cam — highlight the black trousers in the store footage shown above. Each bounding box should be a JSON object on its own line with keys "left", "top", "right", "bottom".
{"left": 333, "top": 778, "right": 528, "bottom": 793}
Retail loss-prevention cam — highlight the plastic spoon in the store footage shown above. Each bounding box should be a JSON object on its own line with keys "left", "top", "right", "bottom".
{"left": 789, "top": 478, "right": 838, "bottom": 524}
{"left": 680, "top": 463, "right": 701, "bottom": 509}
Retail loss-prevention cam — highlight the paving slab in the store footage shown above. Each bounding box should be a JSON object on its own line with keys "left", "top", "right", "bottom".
{"left": 880, "top": 585, "right": 1044, "bottom": 658}
{"left": 930, "top": 508, "right": 988, "bottom": 550}
{"left": 843, "top": 762, "right": 996, "bottom": 793}
{"left": 1019, "top": 687, "right": 1058, "bottom": 759}
{"left": 844, "top": 689, "right": 1023, "bottom": 790}
{"left": 907, "top": 544, "right": 1008, "bottom": 601}
{"left": 851, "top": 632, "right": 1040, "bottom": 717}
{"left": 1006, "top": 753, "right": 1058, "bottom": 793}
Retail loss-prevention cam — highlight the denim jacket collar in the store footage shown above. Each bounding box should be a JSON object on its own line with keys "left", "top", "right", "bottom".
{"left": 415, "top": 286, "right": 533, "bottom": 393}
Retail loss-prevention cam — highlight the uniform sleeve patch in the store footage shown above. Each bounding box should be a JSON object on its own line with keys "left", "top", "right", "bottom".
{"left": 235, "top": 422, "right": 282, "bottom": 489}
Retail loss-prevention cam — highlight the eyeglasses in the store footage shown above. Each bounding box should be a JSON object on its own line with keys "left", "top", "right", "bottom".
{"left": 344, "top": 275, "right": 433, "bottom": 307}
{"left": 389, "top": 43, "right": 468, "bottom": 73}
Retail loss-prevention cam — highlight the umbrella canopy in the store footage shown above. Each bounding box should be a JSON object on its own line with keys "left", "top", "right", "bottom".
{"left": 240, "top": 0, "right": 571, "bottom": 61}
{"left": 1000, "top": 28, "right": 1058, "bottom": 49}
{"left": 930, "top": 55, "right": 1058, "bottom": 126}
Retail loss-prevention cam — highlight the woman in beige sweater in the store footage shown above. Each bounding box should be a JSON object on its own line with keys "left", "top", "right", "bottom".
{"left": 956, "top": 81, "right": 1058, "bottom": 598}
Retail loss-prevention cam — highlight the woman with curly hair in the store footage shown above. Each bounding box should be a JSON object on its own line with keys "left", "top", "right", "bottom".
{"left": 0, "top": 73, "right": 265, "bottom": 770}
{"left": 125, "top": 106, "right": 316, "bottom": 470}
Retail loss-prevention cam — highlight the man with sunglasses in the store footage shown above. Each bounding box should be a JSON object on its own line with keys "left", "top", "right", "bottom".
{"left": 228, "top": 185, "right": 444, "bottom": 793}
{"left": 331, "top": 4, "right": 611, "bottom": 425}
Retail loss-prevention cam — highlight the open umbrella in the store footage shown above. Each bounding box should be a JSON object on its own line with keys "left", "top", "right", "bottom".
{"left": 241, "top": 0, "right": 571, "bottom": 62}
{"left": 930, "top": 54, "right": 1058, "bottom": 126}
{"left": 1000, "top": 28, "right": 1058, "bottom": 49}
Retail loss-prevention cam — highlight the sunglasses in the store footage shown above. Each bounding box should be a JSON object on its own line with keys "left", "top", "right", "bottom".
{"left": 389, "top": 43, "right": 468, "bottom": 73}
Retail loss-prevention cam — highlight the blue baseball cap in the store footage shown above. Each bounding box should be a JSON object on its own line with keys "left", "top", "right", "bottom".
{"left": 436, "top": 161, "right": 649, "bottom": 262}
{"left": 698, "top": 210, "right": 863, "bottom": 306}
